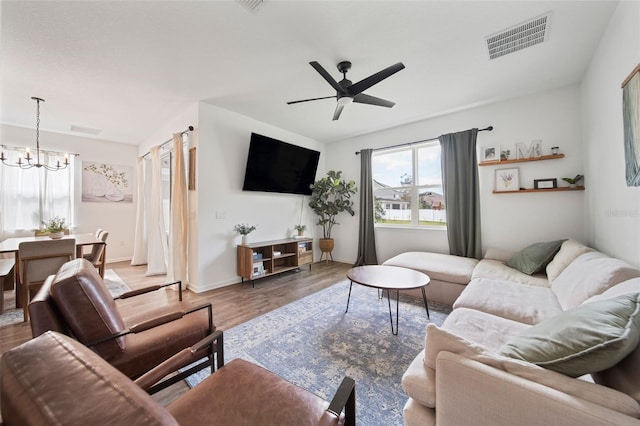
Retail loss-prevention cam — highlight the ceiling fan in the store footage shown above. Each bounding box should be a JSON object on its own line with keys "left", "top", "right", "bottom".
{"left": 287, "top": 60, "right": 405, "bottom": 121}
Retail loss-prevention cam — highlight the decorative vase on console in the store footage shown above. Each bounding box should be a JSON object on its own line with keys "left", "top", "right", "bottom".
{"left": 234, "top": 223, "right": 257, "bottom": 246}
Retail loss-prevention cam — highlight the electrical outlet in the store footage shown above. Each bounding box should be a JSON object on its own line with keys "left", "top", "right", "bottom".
{"left": 216, "top": 211, "right": 226, "bottom": 219}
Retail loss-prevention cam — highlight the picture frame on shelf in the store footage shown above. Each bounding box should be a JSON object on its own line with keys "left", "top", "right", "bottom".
{"left": 481, "top": 145, "right": 498, "bottom": 162}
{"left": 495, "top": 168, "right": 520, "bottom": 192}
{"left": 534, "top": 178, "right": 558, "bottom": 189}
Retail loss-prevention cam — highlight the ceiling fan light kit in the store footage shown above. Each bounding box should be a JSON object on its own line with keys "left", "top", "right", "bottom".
{"left": 288, "top": 60, "right": 405, "bottom": 120}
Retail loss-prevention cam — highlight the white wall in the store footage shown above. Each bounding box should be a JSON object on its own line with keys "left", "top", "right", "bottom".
{"left": 326, "top": 85, "right": 586, "bottom": 264}
{"left": 581, "top": 1, "right": 640, "bottom": 267}
{"left": 1, "top": 124, "right": 137, "bottom": 262}
{"left": 193, "top": 103, "right": 324, "bottom": 292}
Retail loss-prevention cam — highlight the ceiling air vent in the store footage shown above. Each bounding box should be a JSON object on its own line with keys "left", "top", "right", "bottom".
{"left": 486, "top": 12, "right": 551, "bottom": 60}
{"left": 70, "top": 125, "right": 101, "bottom": 135}
{"left": 237, "top": 0, "right": 263, "bottom": 12}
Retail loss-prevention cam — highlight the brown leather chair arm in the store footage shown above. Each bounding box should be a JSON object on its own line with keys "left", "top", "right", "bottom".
{"left": 135, "top": 330, "right": 224, "bottom": 392}
{"left": 322, "top": 376, "right": 356, "bottom": 426}
{"left": 115, "top": 280, "right": 183, "bottom": 301}
{"left": 86, "top": 302, "right": 214, "bottom": 347}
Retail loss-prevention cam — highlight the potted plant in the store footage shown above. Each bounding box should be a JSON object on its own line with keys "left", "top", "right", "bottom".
{"left": 234, "top": 223, "right": 257, "bottom": 245}
{"left": 294, "top": 224, "right": 306, "bottom": 237}
{"left": 42, "top": 216, "right": 67, "bottom": 239}
{"left": 562, "top": 174, "right": 584, "bottom": 188}
{"left": 308, "top": 170, "right": 357, "bottom": 261}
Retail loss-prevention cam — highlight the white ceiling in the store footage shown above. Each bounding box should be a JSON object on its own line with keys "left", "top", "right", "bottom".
{"left": 0, "top": 1, "right": 618, "bottom": 146}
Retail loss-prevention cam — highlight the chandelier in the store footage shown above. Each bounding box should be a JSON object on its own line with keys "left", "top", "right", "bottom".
{"left": 0, "top": 97, "right": 69, "bottom": 171}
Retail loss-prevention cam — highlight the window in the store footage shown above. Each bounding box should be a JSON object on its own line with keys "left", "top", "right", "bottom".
{"left": 372, "top": 141, "right": 446, "bottom": 227}
{"left": 0, "top": 147, "right": 75, "bottom": 236}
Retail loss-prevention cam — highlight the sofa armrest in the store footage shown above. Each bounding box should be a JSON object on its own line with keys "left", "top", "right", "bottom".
{"left": 435, "top": 352, "right": 640, "bottom": 426}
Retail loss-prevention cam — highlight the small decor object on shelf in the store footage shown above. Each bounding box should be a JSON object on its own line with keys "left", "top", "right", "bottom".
{"left": 500, "top": 146, "right": 512, "bottom": 161}
{"left": 551, "top": 146, "right": 560, "bottom": 155}
{"left": 42, "top": 216, "right": 67, "bottom": 239}
{"left": 562, "top": 174, "right": 584, "bottom": 188}
{"left": 516, "top": 140, "right": 543, "bottom": 159}
{"left": 534, "top": 178, "right": 558, "bottom": 189}
{"left": 234, "top": 223, "right": 257, "bottom": 245}
{"left": 294, "top": 224, "right": 306, "bottom": 237}
{"left": 495, "top": 168, "right": 520, "bottom": 192}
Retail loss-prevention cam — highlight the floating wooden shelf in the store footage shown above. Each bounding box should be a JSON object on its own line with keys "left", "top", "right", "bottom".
{"left": 492, "top": 186, "right": 585, "bottom": 194}
{"left": 479, "top": 154, "right": 564, "bottom": 166}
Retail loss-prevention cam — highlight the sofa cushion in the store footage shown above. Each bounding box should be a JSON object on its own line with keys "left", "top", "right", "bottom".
{"left": 471, "top": 259, "right": 549, "bottom": 287}
{"left": 546, "top": 239, "right": 593, "bottom": 283}
{"left": 505, "top": 240, "right": 566, "bottom": 275}
{"left": 498, "top": 293, "right": 640, "bottom": 378}
{"left": 382, "top": 252, "right": 478, "bottom": 285}
{"left": 423, "top": 323, "right": 640, "bottom": 417}
{"left": 453, "top": 278, "right": 563, "bottom": 325}
{"left": 425, "top": 308, "right": 530, "bottom": 369}
{"left": 551, "top": 252, "right": 640, "bottom": 310}
{"left": 401, "top": 350, "right": 437, "bottom": 408}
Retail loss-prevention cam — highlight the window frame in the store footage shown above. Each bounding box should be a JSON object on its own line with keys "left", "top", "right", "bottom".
{"left": 372, "top": 140, "right": 447, "bottom": 229}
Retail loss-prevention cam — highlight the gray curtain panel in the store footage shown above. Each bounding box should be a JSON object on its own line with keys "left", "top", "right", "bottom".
{"left": 440, "top": 129, "right": 482, "bottom": 259}
{"left": 354, "top": 149, "right": 378, "bottom": 266}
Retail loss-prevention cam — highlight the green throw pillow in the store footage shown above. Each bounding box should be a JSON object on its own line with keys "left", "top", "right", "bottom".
{"left": 497, "top": 293, "right": 640, "bottom": 377}
{"left": 506, "top": 239, "right": 566, "bottom": 275}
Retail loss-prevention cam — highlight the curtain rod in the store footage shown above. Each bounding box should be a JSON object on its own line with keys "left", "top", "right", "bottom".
{"left": 142, "top": 126, "right": 194, "bottom": 159}
{"left": 354, "top": 126, "right": 493, "bottom": 155}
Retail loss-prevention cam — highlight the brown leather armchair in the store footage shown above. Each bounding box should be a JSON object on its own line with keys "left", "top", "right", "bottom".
{"left": 1, "top": 331, "right": 356, "bottom": 426}
{"left": 28, "top": 258, "right": 221, "bottom": 394}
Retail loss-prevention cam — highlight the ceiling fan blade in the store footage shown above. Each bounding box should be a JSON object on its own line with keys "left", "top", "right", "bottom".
{"left": 353, "top": 93, "right": 395, "bottom": 108}
{"left": 347, "top": 62, "right": 405, "bottom": 96}
{"left": 287, "top": 95, "right": 337, "bottom": 105}
{"left": 332, "top": 103, "right": 345, "bottom": 121}
{"left": 310, "top": 61, "right": 348, "bottom": 95}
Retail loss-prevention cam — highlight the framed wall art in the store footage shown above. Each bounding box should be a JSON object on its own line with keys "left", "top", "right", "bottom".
{"left": 481, "top": 145, "right": 498, "bottom": 162}
{"left": 495, "top": 168, "right": 520, "bottom": 192}
{"left": 622, "top": 63, "right": 640, "bottom": 187}
{"left": 82, "top": 161, "right": 133, "bottom": 203}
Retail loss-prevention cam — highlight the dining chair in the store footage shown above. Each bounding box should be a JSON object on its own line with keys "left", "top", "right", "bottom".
{"left": 83, "top": 230, "right": 108, "bottom": 278}
{"left": 18, "top": 238, "right": 76, "bottom": 321}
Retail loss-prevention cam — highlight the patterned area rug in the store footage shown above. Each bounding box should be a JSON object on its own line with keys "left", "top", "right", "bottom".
{"left": 185, "top": 280, "right": 451, "bottom": 426}
{"left": 0, "top": 269, "right": 130, "bottom": 327}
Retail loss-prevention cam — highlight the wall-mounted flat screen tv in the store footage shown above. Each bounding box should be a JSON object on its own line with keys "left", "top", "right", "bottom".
{"left": 242, "top": 133, "right": 320, "bottom": 196}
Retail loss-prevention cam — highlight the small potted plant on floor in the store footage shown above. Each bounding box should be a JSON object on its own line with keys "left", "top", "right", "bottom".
{"left": 294, "top": 224, "right": 306, "bottom": 237}
{"left": 308, "top": 170, "right": 357, "bottom": 262}
{"left": 42, "top": 216, "right": 67, "bottom": 239}
{"left": 234, "top": 223, "right": 257, "bottom": 245}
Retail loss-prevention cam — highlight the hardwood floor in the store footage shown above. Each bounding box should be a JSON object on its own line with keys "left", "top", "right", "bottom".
{"left": 0, "top": 259, "right": 353, "bottom": 406}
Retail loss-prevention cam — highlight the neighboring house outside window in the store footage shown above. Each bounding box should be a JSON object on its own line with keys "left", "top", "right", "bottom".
{"left": 372, "top": 141, "right": 446, "bottom": 227}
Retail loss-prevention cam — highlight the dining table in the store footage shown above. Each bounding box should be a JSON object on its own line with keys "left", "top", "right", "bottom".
{"left": 0, "top": 233, "right": 106, "bottom": 311}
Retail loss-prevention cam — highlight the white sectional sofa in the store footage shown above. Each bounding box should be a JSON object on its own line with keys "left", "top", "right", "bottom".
{"left": 399, "top": 240, "right": 640, "bottom": 426}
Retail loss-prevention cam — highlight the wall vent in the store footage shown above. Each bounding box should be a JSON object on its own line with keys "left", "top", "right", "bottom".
{"left": 237, "top": 0, "right": 264, "bottom": 12}
{"left": 70, "top": 125, "right": 101, "bottom": 135}
{"left": 486, "top": 12, "right": 551, "bottom": 60}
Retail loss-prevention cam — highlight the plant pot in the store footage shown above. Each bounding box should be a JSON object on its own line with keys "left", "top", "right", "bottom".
{"left": 241, "top": 235, "right": 248, "bottom": 245}
{"left": 49, "top": 232, "right": 64, "bottom": 239}
{"left": 319, "top": 238, "right": 334, "bottom": 264}
{"left": 297, "top": 230, "right": 304, "bottom": 237}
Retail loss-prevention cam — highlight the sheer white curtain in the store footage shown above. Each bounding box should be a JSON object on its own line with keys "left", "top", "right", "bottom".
{"left": 131, "top": 156, "right": 147, "bottom": 265}
{"left": 0, "top": 147, "right": 74, "bottom": 240}
{"left": 146, "top": 146, "right": 169, "bottom": 276}
{"left": 167, "top": 133, "right": 188, "bottom": 287}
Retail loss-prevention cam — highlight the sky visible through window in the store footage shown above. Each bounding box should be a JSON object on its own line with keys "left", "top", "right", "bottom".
{"left": 372, "top": 143, "right": 442, "bottom": 189}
